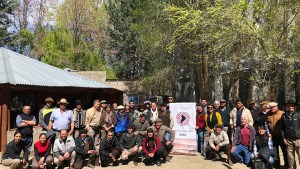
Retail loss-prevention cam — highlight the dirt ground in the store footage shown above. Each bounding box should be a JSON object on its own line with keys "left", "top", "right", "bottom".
{"left": 0, "top": 150, "right": 298, "bottom": 169}
{"left": 0, "top": 154, "right": 250, "bottom": 169}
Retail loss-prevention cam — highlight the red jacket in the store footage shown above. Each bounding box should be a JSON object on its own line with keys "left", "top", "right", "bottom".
{"left": 196, "top": 114, "right": 205, "bottom": 129}
{"left": 142, "top": 136, "right": 161, "bottom": 156}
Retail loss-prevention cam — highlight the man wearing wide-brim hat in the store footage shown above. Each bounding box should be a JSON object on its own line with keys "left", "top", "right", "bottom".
{"left": 39, "top": 97, "right": 56, "bottom": 133}
{"left": 266, "top": 102, "right": 288, "bottom": 167}
{"left": 48, "top": 98, "right": 74, "bottom": 138}
{"left": 282, "top": 99, "right": 300, "bottom": 169}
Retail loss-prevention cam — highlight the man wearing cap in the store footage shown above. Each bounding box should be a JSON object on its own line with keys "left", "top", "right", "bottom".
{"left": 85, "top": 100, "right": 102, "bottom": 152}
{"left": 230, "top": 99, "right": 253, "bottom": 130}
{"left": 73, "top": 99, "right": 86, "bottom": 138}
{"left": 39, "top": 97, "right": 55, "bottom": 132}
{"left": 100, "top": 100, "right": 107, "bottom": 113}
{"left": 115, "top": 105, "right": 131, "bottom": 136}
{"left": 149, "top": 118, "right": 175, "bottom": 162}
{"left": 253, "top": 101, "right": 270, "bottom": 132}
{"left": 120, "top": 124, "right": 142, "bottom": 166}
{"left": 206, "top": 124, "right": 232, "bottom": 166}
{"left": 158, "top": 103, "right": 174, "bottom": 128}
{"left": 266, "top": 101, "right": 288, "bottom": 167}
{"left": 53, "top": 129, "right": 76, "bottom": 169}
{"left": 74, "top": 129, "right": 99, "bottom": 168}
{"left": 133, "top": 114, "right": 150, "bottom": 136}
{"left": 48, "top": 98, "right": 74, "bottom": 138}
{"left": 281, "top": 100, "right": 300, "bottom": 169}
{"left": 219, "top": 99, "right": 230, "bottom": 134}
{"left": 143, "top": 101, "right": 152, "bottom": 122}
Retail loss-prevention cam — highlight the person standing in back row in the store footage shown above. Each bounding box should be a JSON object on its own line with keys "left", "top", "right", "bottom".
{"left": 48, "top": 98, "right": 74, "bottom": 139}
{"left": 16, "top": 105, "right": 36, "bottom": 154}
{"left": 266, "top": 102, "right": 288, "bottom": 168}
{"left": 73, "top": 99, "right": 86, "bottom": 138}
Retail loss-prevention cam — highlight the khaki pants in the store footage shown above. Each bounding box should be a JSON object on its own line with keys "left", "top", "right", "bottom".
{"left": 121, "top": 146, "right": 143, "bottom": 160}
{"left": 2, "top": 159, "right": 28, "bottom": 169}
{"left": 87, "top": 128, "right": 101, "bottom": 152}
{"left": 31, "top": 155, "right": 53, "bottom": 169}
{"left": 286, "top": 138, "right": 300, "bottom": 169}
{"left": 54, "top": 151, "right": 76, "bottom": 166}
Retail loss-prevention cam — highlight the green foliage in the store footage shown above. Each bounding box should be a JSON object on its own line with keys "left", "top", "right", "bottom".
{"left": 0, "top": 0, "right": 16, "bottom": 47}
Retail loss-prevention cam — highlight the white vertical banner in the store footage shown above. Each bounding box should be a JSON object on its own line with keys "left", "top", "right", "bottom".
{"left": 170, "top": 102, "right": 197, "bottom": 154}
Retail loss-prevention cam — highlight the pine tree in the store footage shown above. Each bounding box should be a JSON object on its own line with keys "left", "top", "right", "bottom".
{"left": 0, "top": 0, "right": 16, "bottom": 47}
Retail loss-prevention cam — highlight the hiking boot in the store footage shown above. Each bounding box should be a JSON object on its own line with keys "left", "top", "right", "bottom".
{"left": 134, "top": 161, "right": 138, "bottom": 166}
{"left": 156, "top": 161, "right": 161, "bottom": 166}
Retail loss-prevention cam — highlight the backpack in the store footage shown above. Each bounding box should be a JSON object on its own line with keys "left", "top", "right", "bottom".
{"left": 252, "top": 159, "right": 265, "bottom": 169}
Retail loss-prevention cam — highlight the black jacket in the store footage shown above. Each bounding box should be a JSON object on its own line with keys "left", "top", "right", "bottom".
{"left": 2, "top": 140, "right": 28, "bottom": 161}
{"left": 99, "top": 137, "right": 120, "bottom": 157}
{"left": 75, "top": 135, "right": 95, "bottom": 161}
{"left": 282, "top": 111, "right": 300, "bottom": 139}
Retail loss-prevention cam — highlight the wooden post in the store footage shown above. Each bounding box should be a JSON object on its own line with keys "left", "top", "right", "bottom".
{"left": 1, "top": 85, "right": 9, "bottom": 153}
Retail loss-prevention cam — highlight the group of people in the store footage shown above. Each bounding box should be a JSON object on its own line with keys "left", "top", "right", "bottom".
{"left": 1, "top": 96, "right": 176, "bottom": 169}
{"left": 196, "top": 98, "right": 300, "bottom": 169}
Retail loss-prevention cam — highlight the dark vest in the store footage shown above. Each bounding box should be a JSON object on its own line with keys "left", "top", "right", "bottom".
{"left": 17, "top": 114, "right": 35, "bottom": 138}
{"left": 219, "top": 108, "right": 230, "bottom": 126}
{"left": 282, "top": 112, "right": 300, "bottom": 139}
{"left": 158, "top": 110, "right": 171, "bottom": 127}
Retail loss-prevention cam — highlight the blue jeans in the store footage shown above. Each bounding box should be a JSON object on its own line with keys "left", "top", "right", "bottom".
{"left": 231, "top": 144, "right": 251, "bottom": 165}
{"left": 251, "top": 153, "right": 275, "bottom": 165}
{"left": 21, "top": 137, "right": 33, "bottom": 155}
{"left": 196, "top": 128, "right": 204, "bottom": 153}
{"left": 165, "top": 133, "right": 171, "bottom": 141}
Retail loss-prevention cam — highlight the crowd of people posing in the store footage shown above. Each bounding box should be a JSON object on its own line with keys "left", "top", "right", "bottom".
{"left": 1, "top": 96, "right": 176, "bottom": 169}
{"left": 196, "top": 98, "right": 300, "bottom": 169}
{"left": 1, "top": 96, "right": 300, "bottom": 169}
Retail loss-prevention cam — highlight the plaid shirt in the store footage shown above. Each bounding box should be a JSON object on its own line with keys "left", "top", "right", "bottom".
{"left": 253, "top": 135, "right": 273, "bottom": 155}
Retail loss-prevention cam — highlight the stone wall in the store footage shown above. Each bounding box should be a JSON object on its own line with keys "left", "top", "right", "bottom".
{"left": 72, "top": 71, "right": 107, "bottom": 82}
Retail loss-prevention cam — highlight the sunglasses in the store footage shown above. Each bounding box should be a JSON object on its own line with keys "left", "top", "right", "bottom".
{"left": 208, "top": 107, "right": 213, "bottom": 109}
{"left": 107, "top": 135, "right": 113, "bottom": 136}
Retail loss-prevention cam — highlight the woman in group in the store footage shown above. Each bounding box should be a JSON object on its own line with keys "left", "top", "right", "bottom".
{"left": 142, "top": 128, "right": 165, "bottom": 166}
{"left": 195, "top": 106, "right": 206, "bottom": 155}
{"left": 100, "top": 104, "right": 117, "bottom": 140}
{"left": 2, "top": 131, "right": 29, "bottom": 169}
{"left": 32, "top": 133, "right": 53, "bottom": 169}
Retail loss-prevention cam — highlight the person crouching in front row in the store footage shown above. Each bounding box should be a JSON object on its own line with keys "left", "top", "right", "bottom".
{"left": 142, "top": 128, "right": 166, "bottom": 166}
{"left": 120, "top": 124, "right": 142, "bottom": 166}
{"left": 206, "top": 124, "right": 233, "bottom": 166}
{"left": 251, "top": 125, "right": 277, "bottom": 169}
{"left": 2, "top": 131, "right": 29, "bottom": 169}
{"left": 53, "top": 129, "right": 76, "bottom": 169}
{"left": 74, "top": 129, "right": 99, "bottom": 168}
{"left": 99, "top": 131, "right": 122, "bottom": 167}
{"left": 32, "top": 133, "right": 53, "bottom": 169}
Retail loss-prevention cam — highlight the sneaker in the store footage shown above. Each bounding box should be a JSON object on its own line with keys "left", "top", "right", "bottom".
{"left": 134, "top": 161, "right": 138, "bottom": 166}
{"left": 156, "top": 161, "right": 161, "bottom": 166}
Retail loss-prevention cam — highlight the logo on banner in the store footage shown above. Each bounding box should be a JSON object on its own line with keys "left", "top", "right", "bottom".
{"left": 176, "top": 112, "right": 190, "bottom": 126}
